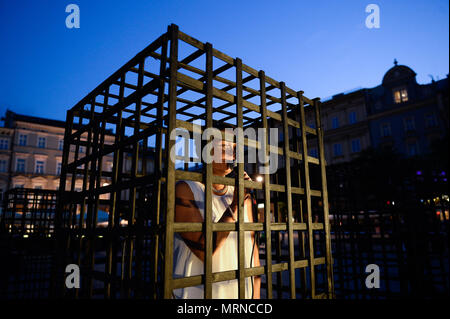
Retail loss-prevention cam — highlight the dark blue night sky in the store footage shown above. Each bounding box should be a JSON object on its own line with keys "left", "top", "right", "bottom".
{"left": 0, "top": 0, "right": 448, "bottom": 122}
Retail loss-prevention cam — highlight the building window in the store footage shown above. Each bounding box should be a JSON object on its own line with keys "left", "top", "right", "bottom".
{"left": 331, "top": 117, "right": 339, "bottom": 129}
{"left": 35, "top": 160, "right": 45, "bottom": 174}
{"left": 38, "top": 137, "right": 46, "bottom": 148}
{"left": 57, "top": 162, "right": 62, "bottom": 175}
{"left": 58, "top": 139, "right": 64, "bottom": 150}
{"left": 424, "top": 113, "right": 437, "bottom": 128}
{"left": 381, "top": 122, "right": 391, "bottom": 137}
{"left": 349, "top": 112, "right": 357, "bottom": 125}
{"left": 403, "top": 116, "right": 415, "bottom": 132}
{"left": 0, "top": 159, "right": 7, "bottom": 172}
{"left": 308, "top": 148, "right": 318, "bottom": 158}
{"left": 351, "top": 139, "right": 361, "bottom": 153}
{"left": 407, "top": 142, "right": 419, "bottom": 156}
{"left": 16, "top": 158, "right": 26, "bottom": 173}
{"left": 79, "top": 146, "right": 85, "bottom": 153}
{"left": 34, "top": 185, "right": 43, "bottom": 190}
{"left": 333, "top": 143, "right": 342, "bottom": 156}
{"left": 14, "top": 184, "right": 25, "bottom": 189}
{"left": 393, "top": 87, "right": 408, "bottom": 103}
{"left": 0, "top": 138, "right": 9, "bottom": 150}
{"left": 19, "top": 134, "right": 27, "bottom": 146}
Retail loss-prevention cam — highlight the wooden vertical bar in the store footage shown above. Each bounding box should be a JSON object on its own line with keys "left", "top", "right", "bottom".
{"left": 136, "top": 99, "right": 148, "bottom": 298}
{"left": 52, "top": 109, "right": 73, "bottom": 297}
{"left": 274, "top": 172, "right": 283, "bottom": 297}
{"left": 116, "top": 76, "right": 127, "bottom": 298}
{"left": 163, "top": 24, "right": 179, "bottom": 299}
{"left": 235, "top": 57, "right": 246, "bottom": 298}
{"left": 313, "top": 98, "right": 334, "bottom": 299}
{"left": 72, "top": 114, "right": 84, "bottom": 299}
{"left": 298, "top": 92, "right": 316, "bottom": 298}
{"left": 105, "top": 75, "right": 126, "bottom": 298}
{"left": 78, "top": 102, "right": 94, "bottom": 297}
{"left": 68, "top": 115, "right": 82, "bottom": 232}
{"left": 105, "top": 78, "right": 123, "bottom": 298}
{"left": 57, "top": 110, "right": 73, "bottom": 219}
{"left": 280, "top": 82, "right": 296, "bottom": 298}
{"left": 204, "top": 42, "right": 214, "bottom": 299}
{"left": 301, "top": 98, "right": 317, "bottom": 298}
{"left": 259, "top": 70, "right": 273, "bottom": 299}
{"left": 95, "top": 87, "right": 108, "bottom": 296}
{"left": 151, "top": 33, "right": 168, "bottom": 299}
{"left": 86, "top": 99, "right": 100, "bottom": 298}
{"left": 293, "top": 98, "right": 307, "bottom": 297}
{"left": 126, "top": 59, "right": 145, "bottom": 297}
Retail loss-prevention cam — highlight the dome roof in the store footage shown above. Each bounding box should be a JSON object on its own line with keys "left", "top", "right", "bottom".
{"left": 382, "top": 60, "right": 416, "bottom": 86}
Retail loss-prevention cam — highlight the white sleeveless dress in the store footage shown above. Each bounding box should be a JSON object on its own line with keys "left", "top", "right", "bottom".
{"left": 172, "top": 180, "right": 254, "bottom": 299}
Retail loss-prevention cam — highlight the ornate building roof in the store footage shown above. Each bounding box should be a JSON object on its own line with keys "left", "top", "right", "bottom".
{"left": 382, "top": 59, "right": 417, "bottom": 86}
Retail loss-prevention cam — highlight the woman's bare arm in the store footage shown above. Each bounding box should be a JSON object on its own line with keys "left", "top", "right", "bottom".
{"left": 174, "top": 181, "right": 236, "bottom": 262}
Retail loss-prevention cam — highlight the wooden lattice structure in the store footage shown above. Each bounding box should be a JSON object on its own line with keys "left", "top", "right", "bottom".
{"left": 55, "top": 24, "right": 334, "bottom": 299}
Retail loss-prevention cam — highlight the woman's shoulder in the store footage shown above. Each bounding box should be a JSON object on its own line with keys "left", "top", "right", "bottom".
{"left": 176, "top": 180, "right": 205, "bottom": 194}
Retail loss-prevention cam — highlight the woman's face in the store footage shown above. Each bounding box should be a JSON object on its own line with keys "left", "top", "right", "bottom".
{"left": 212, "top": 139, "right": 235, "bottom": 174}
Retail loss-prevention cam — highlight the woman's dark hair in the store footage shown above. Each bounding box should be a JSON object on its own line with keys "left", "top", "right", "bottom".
{"left": 212, "top": 120, "right": 236, "bottom": 132}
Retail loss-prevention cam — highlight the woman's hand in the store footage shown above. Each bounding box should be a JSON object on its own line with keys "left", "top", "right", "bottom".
{"left": 229, "top": 171, "right": 252, "bottom": 215}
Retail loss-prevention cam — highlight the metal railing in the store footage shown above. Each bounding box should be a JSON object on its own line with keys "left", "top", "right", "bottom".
{"left": 0, "top": 188, "right": 58, "bottom": 298}
{"left": 330, "top": 202, "right": 449, "bottom": 299}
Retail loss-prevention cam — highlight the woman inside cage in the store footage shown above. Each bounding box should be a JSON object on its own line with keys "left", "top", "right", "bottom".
{"left": 172, "top": 124, "right": 261, "bottom": 299}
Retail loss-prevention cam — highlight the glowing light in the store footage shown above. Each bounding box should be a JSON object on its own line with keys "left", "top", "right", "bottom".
{"left": 23, "top": 234, "right": 29, "bottom": 238}
{"left": 256, "top": 176, "right": 263, "bottom": 182}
